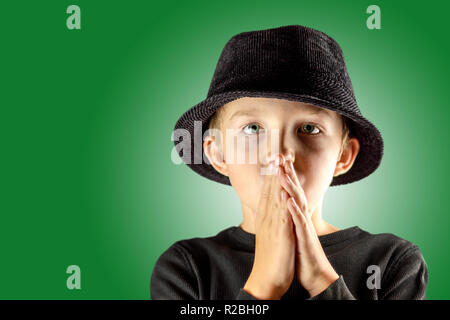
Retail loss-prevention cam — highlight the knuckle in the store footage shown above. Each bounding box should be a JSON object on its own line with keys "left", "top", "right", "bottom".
{"left": 300, "top": 203, "right": 307, "bottom": 213}
{"left": 301, "top": 217, "right": 308, "bottom": 228}
{"left": 280, "top": 212, "right": 291, "bottom": 224}
{"left": 260, "top": 192, "right": 272, "bottom": 200}
{"left": 292, "top": 188, "right": 301, "bottom": 199}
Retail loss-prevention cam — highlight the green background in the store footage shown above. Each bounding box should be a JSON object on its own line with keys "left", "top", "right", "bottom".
{"left": 1, "top": 0, "right": 449, "bottom": 299}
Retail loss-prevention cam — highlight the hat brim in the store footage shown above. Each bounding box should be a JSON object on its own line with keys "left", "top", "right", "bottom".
{"left": 173, "top": 90, "right": 384, "bottom": 187}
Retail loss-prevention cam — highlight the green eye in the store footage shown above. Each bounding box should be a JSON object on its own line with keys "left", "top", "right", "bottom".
{"left": 300, "top": 124, "right": 320, "bottom": 135}
{"left": 243, "top": 123, "right": 261, "bottom": 134}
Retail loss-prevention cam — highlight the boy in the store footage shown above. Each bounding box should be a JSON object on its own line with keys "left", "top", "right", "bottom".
{"left": 151, "top": 25, "right": 428, "bottom": 299}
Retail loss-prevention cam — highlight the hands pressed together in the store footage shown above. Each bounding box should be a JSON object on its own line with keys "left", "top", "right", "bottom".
{"left": 243, "top": 155, "right": 340, "bottom": 300}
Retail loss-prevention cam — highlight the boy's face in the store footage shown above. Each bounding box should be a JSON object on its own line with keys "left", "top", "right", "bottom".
{"left": 204, "top": 97, "right": 359, "bottom": 215}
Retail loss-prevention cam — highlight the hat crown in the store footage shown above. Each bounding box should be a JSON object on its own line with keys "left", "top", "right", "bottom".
{"left": 207, "top": 25, "right": 356, "bottom": 105}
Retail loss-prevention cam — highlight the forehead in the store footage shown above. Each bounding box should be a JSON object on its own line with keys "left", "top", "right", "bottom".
{"left": 223, "top": 97, "right": 338, "bottom": 122}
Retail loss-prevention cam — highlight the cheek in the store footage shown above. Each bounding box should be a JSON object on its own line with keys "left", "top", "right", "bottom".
{"left": 299, "top": 148, "right": 339, "bottom": 203}
{"left": 303, "top": 152, "right": 336, "bottom": 178}
{"left": 222, "top": 135, "right": 254, "bottom": 164}
{"left": 227, "top": 164, "right": 263, "bottom": 210}
{"left": 300, "top": 139, "right": 340, "bottom": 179}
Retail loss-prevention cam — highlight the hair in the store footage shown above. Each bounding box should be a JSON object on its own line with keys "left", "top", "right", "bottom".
{"left": 208, "top": 107, "right": 352, "bottom": 159}
{"left": 338, "top": 115, "right": 352, "bottom": 160}
{"left": 208, "top": 106, "right": 226, "bottom": 134}
{"left": 206, "top": 106, "right": 227, "bottom": 153}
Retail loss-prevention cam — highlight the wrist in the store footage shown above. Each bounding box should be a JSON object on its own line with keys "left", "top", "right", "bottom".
{"left": 243, "top": 275, "right": 283, "bottom": 300}
{"left": 307, "top": 271, "right": 340, "bottom": 298}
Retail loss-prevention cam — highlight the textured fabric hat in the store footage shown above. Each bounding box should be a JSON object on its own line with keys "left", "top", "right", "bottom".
{"left": 173, "top": 24, "right": 384, "bottom": 186}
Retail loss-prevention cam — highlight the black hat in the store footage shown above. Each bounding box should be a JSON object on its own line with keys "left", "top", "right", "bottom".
{"left": 173, "top": 24, "right": 384, "bottom": 186}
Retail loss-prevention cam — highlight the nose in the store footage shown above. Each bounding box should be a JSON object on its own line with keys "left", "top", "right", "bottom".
{"left": 268, "top": 152, "right": 295, "bottom": 166}
{"left": 266, "top": 127, "right": 296, "bottom": 166}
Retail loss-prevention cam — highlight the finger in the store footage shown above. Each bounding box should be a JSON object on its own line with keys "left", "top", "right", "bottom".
{"left": 270, "top": 168, "right": 284, "bottom": 209}
{"left": 276, "top": 181, "right": 292, "bottom": 229}
{"left": 278, "top": 165, "right": 298, "bottom": 204}
{"left": 279, "top": 188, "right": 289, "bottom": 212}
{"left": 287, "top": 196, "right": 308, "bottom": 230}
{"left": 264, "top": 164, "right": 287, "bottom": 219}
{"left": 278, "top": 165, "right": 297, "bottom": 198}
{"left": 280, "top": 188, "right": 288, "bottom": 203}
{"left": 281, "top": 162, "right": 311, "bottom": 217}
{"left": 259, "top": 162, "right": 276, "bottom": 200}
{"left": 279, "top": 170, "right": 308, "bottom": 216}
{"left": 288, "top": 197, "right": 316, "bottom": 243}
{"left": 257, "top": 163, "right": 279, "bottom": 222}
{"left": 284, "top": 159, "right": 301, "bottom": 187}
{"left": 279, "top": 166, "right": 299, "bottom": 206}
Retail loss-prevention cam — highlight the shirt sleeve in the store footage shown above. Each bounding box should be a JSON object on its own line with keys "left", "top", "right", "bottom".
{"left": 235, "top": 288, "right": 258, "bottom": 300}
{"left": 307, "top": 275, "right": 356, "bottom": 300}
{"left": 379, "top": 245, "right": 428, "bottom": 300}
{"left": 150, "top": 243, "right": 199, "bottom": 300}
{"left": 235, "top": 275, "right": 355, "bottom": 300}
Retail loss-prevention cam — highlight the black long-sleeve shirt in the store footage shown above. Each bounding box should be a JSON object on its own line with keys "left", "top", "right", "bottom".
{"left": 150, "top": 225, "right": 428, "bottom": 300}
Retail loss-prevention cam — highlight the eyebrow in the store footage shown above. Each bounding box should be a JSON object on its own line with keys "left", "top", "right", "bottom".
{"left": 307, "top": 107, "right": 333, "bottom": 119}
{"left": 228, "top": 110, "right": 260, "bottom": 122}
{"left": 228, "top": 106, "right": 332, "bottom": 122}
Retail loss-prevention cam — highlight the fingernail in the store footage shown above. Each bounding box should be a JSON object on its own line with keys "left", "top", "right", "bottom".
{"left": 281, "top": 190, "right": 286, "bottom": 201}
{"left": 284, "top": 160, "right": 290, "bottom": 172}
{"left": 277, "top": 155, "right": 284, "bottom": 166}
{"left": 288, "top": 160, "right": 295, "bottom": 171}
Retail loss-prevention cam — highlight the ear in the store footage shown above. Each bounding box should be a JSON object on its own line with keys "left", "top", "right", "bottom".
{"left": 334, "top": 137, "right": 360, "bottom": 177}
{"left": 203, "top": 136, "right": 229, "bottom": 177}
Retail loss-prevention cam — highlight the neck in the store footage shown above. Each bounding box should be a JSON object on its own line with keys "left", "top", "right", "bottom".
{"left": 239, "top": 200, "right": 339, "bottom": 236}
